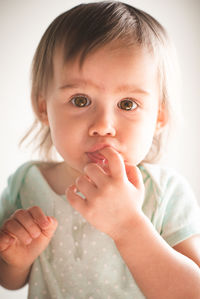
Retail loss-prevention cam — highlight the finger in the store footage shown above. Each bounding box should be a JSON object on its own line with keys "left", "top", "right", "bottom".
{"left": 0, "top": 231, "right": 15, "bottom": 252}
{"left": 13, "top": 209, "right": 41, "bottom": 239}
{"left": 76, "top": 175, "right": 97, "bottom": 199}
{"left": 125, "top": 163, "right": 144, "bottom": 190}
{"left": 84, "top": 163, "right": 108, "bottom": 186}
{"left": 28, "top": 206, "right": 58, "bottom": 239}
{"left": 39, "top": 216, "right": 58, "bottom": 239}
{"left": 2, "top": 219, "right": 33, "bottom": 245}
{"left": 28, "top": 206, "right": 50, "bottom": 230}
{"left": 99, "top": 147, "right": 126, "bottom": 178}
{"left": 66, "top": 185, "right": 88, "bottom": 215}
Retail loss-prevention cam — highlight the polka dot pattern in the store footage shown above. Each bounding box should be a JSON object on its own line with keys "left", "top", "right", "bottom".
{"left": 20, "top": 166, "right": 146, "bottom": 298}
{"left": 4, "top": 162, "right": 199, "bottom": 298}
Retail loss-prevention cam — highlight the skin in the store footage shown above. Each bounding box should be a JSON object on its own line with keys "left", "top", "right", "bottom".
{"left": 0, "top": 42, "right": 200, "bottom": 297}
{"left": 0, "top": 207, "right": 57, "bottom": 289}
{"left": 44, "top": 44, "right": 162, "bottom": 179}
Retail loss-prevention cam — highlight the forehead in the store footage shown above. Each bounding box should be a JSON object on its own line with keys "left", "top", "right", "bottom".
{"left": 52, "top": 42, "right": 159, "bottom": 93}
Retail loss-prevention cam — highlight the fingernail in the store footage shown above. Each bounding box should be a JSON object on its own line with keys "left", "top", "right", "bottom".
{"left": 69, "top": 184, "right": 77, "bottom": 191}
{"left": 25, "top": 238, "right": 32, "bottom": 245}
{"left": 47, "top": 216, "right": 54, "bottom": 224}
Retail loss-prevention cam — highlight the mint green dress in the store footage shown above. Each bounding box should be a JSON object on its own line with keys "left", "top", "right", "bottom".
{"left": 0, "top": 162, "right": 200, "bottom": 298}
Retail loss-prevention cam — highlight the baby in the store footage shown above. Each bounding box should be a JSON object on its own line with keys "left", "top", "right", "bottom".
{"left": 0, "top": 2, "right": 200, "bottom": 298}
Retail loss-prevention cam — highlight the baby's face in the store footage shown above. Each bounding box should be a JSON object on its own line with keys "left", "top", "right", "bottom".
{"left": 43, "top": 43, "right": 163, "bottom": 177}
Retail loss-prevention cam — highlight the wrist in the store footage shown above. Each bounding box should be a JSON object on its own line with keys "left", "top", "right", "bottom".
{"left": 0, "top": 256, "right": 32, "bottom": 274}
{"left": 0, "top": 257, "right": 31, "bottom": 289}
{"left": 111, "top": 210, "right": 148, "bottom": 243}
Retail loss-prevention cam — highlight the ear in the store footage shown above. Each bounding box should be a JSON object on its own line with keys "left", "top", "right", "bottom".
{"left": 155, "top": 102, "right": 168, "bottom": 134}
{"left": 38, "top": 96, "right": 49, "bottom": 125}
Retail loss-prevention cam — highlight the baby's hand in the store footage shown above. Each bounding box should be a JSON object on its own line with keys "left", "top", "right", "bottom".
{"left": 66, "top": 147, "right": 144, "bottom": 240}
{"left": 0, "top": 206, "right": 57, "bottom": 270}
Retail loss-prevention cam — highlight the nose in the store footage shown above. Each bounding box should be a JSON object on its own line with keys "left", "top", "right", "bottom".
{"left": 88, "top": 109, "right": 116, "bottom": 137}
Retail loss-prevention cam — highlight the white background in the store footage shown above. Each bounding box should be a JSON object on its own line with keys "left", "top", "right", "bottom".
{"left": 0, "top": 0, "right": 200, "bottom": 297}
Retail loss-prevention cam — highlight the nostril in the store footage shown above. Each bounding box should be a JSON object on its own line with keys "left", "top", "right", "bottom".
{"left": 89, "top": 125, "right": 116, "bottom": 137}
{"left": 91, "top": 131, "right": 113, "bottom": 136}
{"left": 93, "top": 131, "right": 98, "bottom": 136}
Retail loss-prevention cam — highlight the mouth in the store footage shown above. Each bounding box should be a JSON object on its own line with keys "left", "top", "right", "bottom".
{"left": 86, "top": 151, "right": 108, "bottom": 165}
{"left": 86, "top": 144, "right": 111, "bottom": 165}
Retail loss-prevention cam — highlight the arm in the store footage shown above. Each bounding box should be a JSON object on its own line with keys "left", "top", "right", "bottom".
{"left": 0, "top": 206, "right": 57, "bottom": 290}
{"left": 67, "top": 147, "right": 200, "bottom": 299}
{"left": 114, "top": 214, "right": 200, "bottom": 299}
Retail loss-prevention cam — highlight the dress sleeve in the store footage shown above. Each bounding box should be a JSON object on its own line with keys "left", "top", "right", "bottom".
{"left": 0, "top": 162, "right": 34, "bottom": 227}
{"left": 158, "top": 173, "right": 200, "bottom": 247}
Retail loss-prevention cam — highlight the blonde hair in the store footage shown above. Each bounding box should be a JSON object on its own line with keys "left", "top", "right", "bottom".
{"left": 22, "top": 1, "right": 180, "bottom": 162}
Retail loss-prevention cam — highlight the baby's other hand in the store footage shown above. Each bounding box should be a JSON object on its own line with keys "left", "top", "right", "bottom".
{"left": 0, "top": 206, "right": 57, "bottom": 270}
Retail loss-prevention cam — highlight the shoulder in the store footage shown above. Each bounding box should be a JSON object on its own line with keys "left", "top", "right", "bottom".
{"left": 139, "top": 163, "right": 195, "bottom": 204}
{"left": 11, "top": 161, "right": 69, "bottom": 196}
{"left": 0, "top": 161, "right": 39, "bottom": 225}
{"left": 140, "top": 162, "right": 187, "bottom": 186}
{"left": 140, "top": 163, "right": 200, "bottom": 248}
{"left": 5, "top": 161, "right": 38, "bottom": 189}
{"left": 10, "top": 161, "right": 57, "bottom": 180}
{"left": 3, "top": 161, "right": 55, "bottom": 196}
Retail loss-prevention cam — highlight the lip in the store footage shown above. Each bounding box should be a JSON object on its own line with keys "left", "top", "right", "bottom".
{"left": 87, "top": 143, "right": 114, "bottom": 153}
{"left": 86, "top": 144, "right": 114, "bottom": 164}
{"left": 87, "top": 152, "right": 108, "bottom": 165}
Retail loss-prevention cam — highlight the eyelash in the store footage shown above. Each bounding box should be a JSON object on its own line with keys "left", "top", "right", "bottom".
{"left": 70, "top": 95, "right": 139, "bottom": 111}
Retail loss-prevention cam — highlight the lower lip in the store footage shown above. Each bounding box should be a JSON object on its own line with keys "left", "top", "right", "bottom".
{"left": 87, "top": 152, "right": 108, "bottom": 165}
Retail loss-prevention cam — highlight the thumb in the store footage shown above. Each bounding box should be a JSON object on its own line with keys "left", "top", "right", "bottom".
{"left": 125, "top": 163, "right": 144, "bottom": 190}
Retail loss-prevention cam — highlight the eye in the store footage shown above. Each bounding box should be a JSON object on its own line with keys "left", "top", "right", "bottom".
{"left": 118, "top": 99, "right": 138, "bottom": 111}
{"left": 71, "top": 95, "right": 91, "bottom": 107}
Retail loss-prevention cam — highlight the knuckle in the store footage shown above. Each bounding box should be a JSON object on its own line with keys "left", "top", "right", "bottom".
{"left": 13, "top": 209, "right": 26, "bottom": 218}
{"left": 76, "top": 176, "right": 84, "bottom": 186}
{"left": 0, "top": 231, "right": 5, "bottom": 241}
{"left": 84, "top": 163, "right": 94, "bottom": 172}
{"left": 0, "top": 232, "right": 13, "bottom": 249}
{"left": 29, "top": 222, "right": 40, "bottom": 232}
{"left": 28, "top": 206, "right": 40, "bottom": 213}
{"left": 28, "top": 206, "right": 45, "bottom": 220}
{"left": 4, "top": 219, "right": 13, "bottom": 230}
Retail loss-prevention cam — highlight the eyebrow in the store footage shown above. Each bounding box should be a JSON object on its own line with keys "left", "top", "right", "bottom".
{"left": 59, "top": 79, "right": 150, "bottom": 95}
{"left": 115, "top": 84, "right": 150, "bottom": 96}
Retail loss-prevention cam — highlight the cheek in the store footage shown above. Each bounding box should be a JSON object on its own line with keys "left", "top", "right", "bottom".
{"left": 47, "top": 107, "right": 84, "bottom": 147}
{"left": 124, "top": 114, "right": 158, "bottom": 162}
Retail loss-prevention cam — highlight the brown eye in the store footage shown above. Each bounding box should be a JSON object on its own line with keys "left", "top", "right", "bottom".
{"left": 71, "top": 96, "right": 91, "bottom": 107}
{"left": 118, "top": 99, "right": 137, "bottom": 111}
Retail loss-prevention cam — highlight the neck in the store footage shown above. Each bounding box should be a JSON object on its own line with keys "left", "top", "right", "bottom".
{"left": 40, "top": 161, "right": 81, "bottom": 195}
